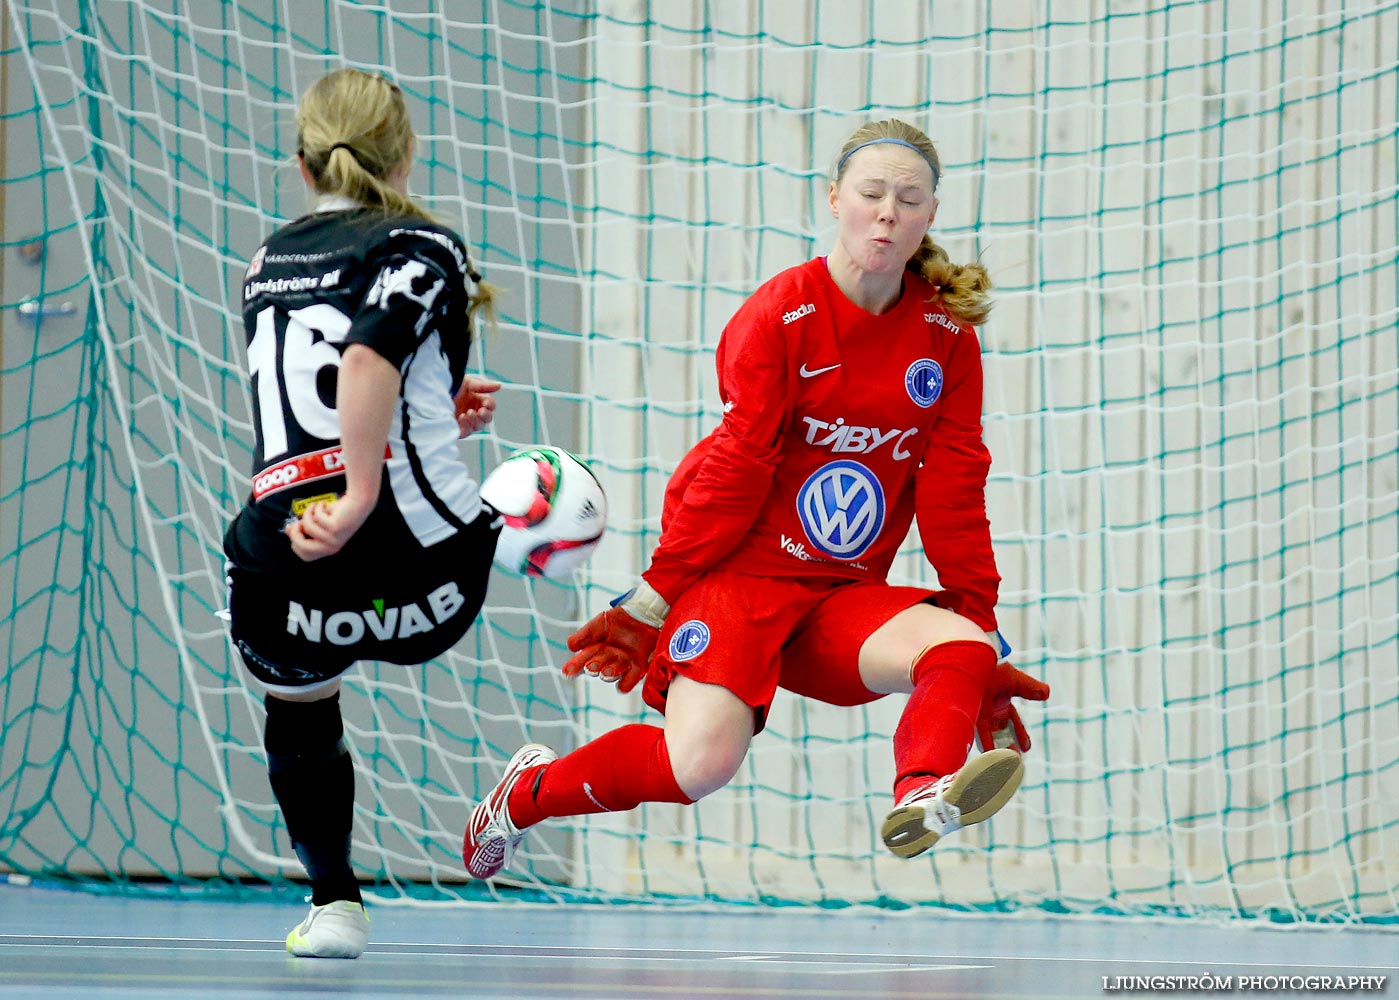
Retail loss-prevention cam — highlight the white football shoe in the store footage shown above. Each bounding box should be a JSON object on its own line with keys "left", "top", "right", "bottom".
{"left": 285, "top": 898, "right": 369, "bottom": 959}
{"left": 881, "top": 747, "right": 1024, "bottom": 859}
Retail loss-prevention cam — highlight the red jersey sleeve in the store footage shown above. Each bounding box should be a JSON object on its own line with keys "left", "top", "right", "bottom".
{"left": 913, "top": 324, "right": 1001, "bottom": 631}
{"left": 641, "top": 294, "right": 789, "bottom": 604}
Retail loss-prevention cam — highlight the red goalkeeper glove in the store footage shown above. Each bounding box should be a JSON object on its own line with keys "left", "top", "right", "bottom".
{"left": 976, "top": 661, "right": 1050, "bottom": 753}
{"left": 562, "top": 581, "right": 669, "bottom": 694}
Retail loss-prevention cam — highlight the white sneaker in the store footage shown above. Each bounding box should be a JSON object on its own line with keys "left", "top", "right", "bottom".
{"left": 880, "top": 747, "right": 1024, "bottom": 859}
{"left": 462, "top": 743, "right": 557, "bottom": 879}
{"left": 285, "top": 899, "right": 369, "bottom": 958}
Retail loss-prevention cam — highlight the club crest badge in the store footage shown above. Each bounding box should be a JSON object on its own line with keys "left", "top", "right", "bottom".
{"left": 904, "top": 358, "right": 943, "bottom": 407}
{"left": 668, "top": 620, "right": 711, "bottom": 662}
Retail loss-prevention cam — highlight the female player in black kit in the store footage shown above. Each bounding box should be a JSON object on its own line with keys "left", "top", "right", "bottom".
{"left": 225, "top": 68, "right": 501, "bottom": 958}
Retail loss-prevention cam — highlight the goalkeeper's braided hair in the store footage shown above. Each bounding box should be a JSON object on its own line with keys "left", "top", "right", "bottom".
{"left": 833, "top": 119, "right": 993, "bottom": 327}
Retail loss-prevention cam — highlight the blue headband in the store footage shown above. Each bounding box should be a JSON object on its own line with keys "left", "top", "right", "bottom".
{"left": 836, "top": 137, "right": 940, "bottom": 187}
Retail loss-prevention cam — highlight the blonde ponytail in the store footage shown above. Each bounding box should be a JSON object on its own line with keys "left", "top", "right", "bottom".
{"left": 296, "top": 68, "right": 429, "bottom": 221}
{"left": 907, "top": 236, "right": 993, "bottom": 327}
{"left": 296, "top": 68, "right": 501, "bottom": 334}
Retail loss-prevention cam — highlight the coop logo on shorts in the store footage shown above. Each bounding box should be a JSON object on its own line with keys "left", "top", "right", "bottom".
{"left": 668, "top": 620, "right": 711, "bottom": 662}
{"left": 904, "top": 358, "right": 944, "bottom": 407}
{"left": 796, "top": 459, "right": 885, "bottom": 560}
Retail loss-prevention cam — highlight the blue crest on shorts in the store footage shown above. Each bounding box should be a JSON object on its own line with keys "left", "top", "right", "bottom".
{"left": 904, "top": 358, "right": 943, "bottom": 407}
{"left": 796, "top": 460, "right": 885, "bottom": 561}
{"left": 669, "top": 620, "right": 711, "bottom": 662}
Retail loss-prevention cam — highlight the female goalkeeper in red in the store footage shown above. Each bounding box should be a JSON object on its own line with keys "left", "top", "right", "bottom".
{"left": 463, "top": 119, "right": 1049, "bottom": 880}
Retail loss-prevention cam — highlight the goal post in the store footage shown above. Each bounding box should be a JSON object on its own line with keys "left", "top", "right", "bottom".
{"left": 0, "top": 0, "right": 1395, "bottom": 923}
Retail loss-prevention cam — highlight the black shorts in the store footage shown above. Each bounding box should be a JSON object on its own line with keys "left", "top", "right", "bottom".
{"left": 227, "top": 511, "right": 499, "bottom": 690}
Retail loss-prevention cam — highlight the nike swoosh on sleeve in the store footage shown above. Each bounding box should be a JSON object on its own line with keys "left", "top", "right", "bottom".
{"left": 798, "top": 363, "right": 841, "bottom": 378}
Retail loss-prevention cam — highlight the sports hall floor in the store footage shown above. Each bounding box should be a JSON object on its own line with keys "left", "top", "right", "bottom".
{"left": 0, "top": 880, "right": 1392, "bottom": 999}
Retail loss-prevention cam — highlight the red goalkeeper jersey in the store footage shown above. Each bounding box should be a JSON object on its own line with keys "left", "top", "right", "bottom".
{"left": 641, "top": 257, "right": 1001, "bottom": 632}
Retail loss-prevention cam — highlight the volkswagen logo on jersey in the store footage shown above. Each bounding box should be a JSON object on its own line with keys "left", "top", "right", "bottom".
{"left": 904, "top": 358, "right": 944, "bottom": 407}
{"left": 668, "top": 620, "right": 711, "bottom": 662}
{"left": 796, "top": 459, "right": 885, "bottom": 560}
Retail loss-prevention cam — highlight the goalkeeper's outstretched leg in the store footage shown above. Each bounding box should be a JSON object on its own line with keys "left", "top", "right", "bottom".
{"left": 851, "top": 606, "right": 1028, "bottom": 859}
{"left": 465, "top": 577, "right": 1047, "bottom": 880}
{"left": 779, "top": 594, "right": 1046, "bottom": 859}
{"left": 463, "top": 675, "right": 750, "bottom": 880}
{"left": 881, "top": 747, "right": 1024, "bottom": 859}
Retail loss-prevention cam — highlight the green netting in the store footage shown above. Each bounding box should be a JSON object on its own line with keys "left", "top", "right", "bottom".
{"left": 1, "top": 1, "right": 1396, "bottom": 923}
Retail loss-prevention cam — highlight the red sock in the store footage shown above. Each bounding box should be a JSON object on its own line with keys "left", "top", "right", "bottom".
{"left": 507, "top": 724, "right": 694, "bottom": 828}
{"left": 892, "top": 640, "right": 996, "bottom": 800}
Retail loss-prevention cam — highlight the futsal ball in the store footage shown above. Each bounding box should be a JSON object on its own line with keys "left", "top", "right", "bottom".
{"left": 480, "top": 446, "right": 607, "bottom": 580}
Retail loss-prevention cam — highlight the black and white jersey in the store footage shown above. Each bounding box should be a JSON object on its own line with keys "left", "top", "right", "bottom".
{"left": 227, "top": 198, "right": 483, "bottom": 571}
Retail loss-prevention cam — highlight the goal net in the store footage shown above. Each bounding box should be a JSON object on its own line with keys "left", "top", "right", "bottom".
{"left": 2, "top": 1, "right": 1396, "bottom": 923}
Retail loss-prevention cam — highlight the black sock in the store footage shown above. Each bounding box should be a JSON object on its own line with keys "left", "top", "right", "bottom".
{"left": 264, "top": 693, "right": 361, "bottom": 906}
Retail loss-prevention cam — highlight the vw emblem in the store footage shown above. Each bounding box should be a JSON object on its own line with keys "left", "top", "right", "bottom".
{"left": 796, "top": 460, "right": 885, "bottom": 560}
{"left": 905, "top": 358, "right": 943, "bottom": 407}
{"left": 668, "top": 620, "right": 711, "bottom": 662}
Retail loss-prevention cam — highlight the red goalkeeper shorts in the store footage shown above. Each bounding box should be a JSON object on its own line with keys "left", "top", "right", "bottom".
{"left": 641, "top": 569, "right": 938, "bottom": 731}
